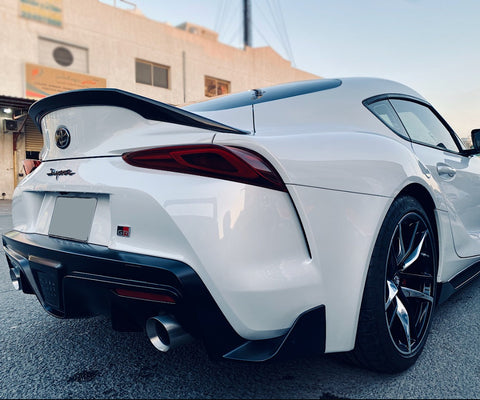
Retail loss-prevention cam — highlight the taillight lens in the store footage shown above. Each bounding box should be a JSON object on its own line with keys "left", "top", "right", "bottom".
{"left": 122, "top": 144, "right": 287, "bottom": 192}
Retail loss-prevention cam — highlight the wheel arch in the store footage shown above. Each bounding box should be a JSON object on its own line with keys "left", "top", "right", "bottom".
{"left": 350, "top": 183, "right": 440, "bottom": 371}
{"left": 395, "top": 183, "right": 439, "bottom": 261}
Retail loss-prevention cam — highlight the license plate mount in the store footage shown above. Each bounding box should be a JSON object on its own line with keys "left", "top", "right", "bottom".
{"left": 48, "top": 197, "right": 97, "bottom": 242}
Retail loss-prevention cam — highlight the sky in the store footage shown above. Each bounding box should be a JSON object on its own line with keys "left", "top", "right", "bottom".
{"left": 101, "top": 0, "right": 480, "bottom": 139}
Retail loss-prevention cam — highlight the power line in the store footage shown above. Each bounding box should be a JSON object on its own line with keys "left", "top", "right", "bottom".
{"left": 214, "top": 0, "right": 227, "bottom": 33}
{"left": 226, "top": 24, "right": 243, "bottom": 47}
{"left": 216, "top": 0, "right": 295, "bottom": 62}
{"left": 266, "top": 0, "right": 294, "bottom": 65}
{"left": 255, "top": 1, "right": 282, "bottom": 47}
{"left": 253, "top": 24, "right": 273, "bottom": 49}
{"left": 273, "top": 0, "right": 295, "bottom": 66}
{"left": 217, "top": 1, "right": 242, "bottom": 47}
{"left": 251, "top": 0, "right": 294, "bottom": 64}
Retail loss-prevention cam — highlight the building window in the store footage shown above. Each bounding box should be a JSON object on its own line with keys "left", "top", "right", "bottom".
{"left": 205, "top": 76, "right": 230, "bottom": 97}
{"left": 26, "top": 151, "right": 40, "bottom": 160}
{"left": 135, "top": 60, "right": 169, "bottom": 89}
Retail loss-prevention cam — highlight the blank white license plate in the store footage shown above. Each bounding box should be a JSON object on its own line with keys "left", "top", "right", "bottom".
{"left": 48, "top": 197, "right": 97, "bottom": 242}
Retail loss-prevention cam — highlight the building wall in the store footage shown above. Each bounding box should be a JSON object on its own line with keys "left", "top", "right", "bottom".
{"left": 0, "top": 0, "right": 319, "bottom": 198}
{"left": 0, "top": 129, "right": 14, "bottom": 199}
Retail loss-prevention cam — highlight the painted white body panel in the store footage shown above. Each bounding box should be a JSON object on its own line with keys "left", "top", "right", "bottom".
{"left": 213, "top": 130, "right": 428, "bottom": 196}
{"left": 41, "top": 106, "right": 215, "bottom": 160}
{"left": 14, "top": 158, "right": 312, "bottom": 340}
{"left": 412, "top": 143, "right": 480, "bottom": 258}
{"left": 286, "top": 185, "right": 391, "bottom": 351}
{"left": 11, "top": 77, "right": 480, "bottom": 353}
{"left": 13, "top": 154, "right": 397, "bottom": 350}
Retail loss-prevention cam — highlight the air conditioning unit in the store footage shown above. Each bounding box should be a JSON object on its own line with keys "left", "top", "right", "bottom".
{"left": 3, "top": 119, "right": 18, "bottom": 133}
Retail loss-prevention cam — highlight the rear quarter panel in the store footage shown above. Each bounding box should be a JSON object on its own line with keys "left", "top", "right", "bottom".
{"left": 214, "top": 130, "right": 443, "bottom": 351}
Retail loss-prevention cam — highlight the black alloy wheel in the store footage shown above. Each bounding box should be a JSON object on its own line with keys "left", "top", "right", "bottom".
{"left": 350, "top": 195, "right": 437, "bottom": 373}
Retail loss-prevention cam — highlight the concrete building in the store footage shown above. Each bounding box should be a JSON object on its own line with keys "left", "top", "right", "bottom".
{"left": 0, "top": 0, "right": 318, "bottom": 199}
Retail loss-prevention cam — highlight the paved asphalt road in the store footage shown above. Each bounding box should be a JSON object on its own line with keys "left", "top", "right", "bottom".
{"left": 1, "top": 199, "right": 480, "bottom": 399}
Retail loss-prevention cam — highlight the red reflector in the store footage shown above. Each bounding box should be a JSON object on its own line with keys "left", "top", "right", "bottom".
{"left": 122, "top": 144, "right": 287, "bottom": 192}
{"left": 114, "top": 289, "right": 176, "bottom": 304}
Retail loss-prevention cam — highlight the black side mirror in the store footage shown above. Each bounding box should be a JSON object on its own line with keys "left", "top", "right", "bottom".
{"left": 472, "top": 129, "right": 480, "bottom": 152}
{"left": 463, "top": 129, "right": 480, "bottom": 156}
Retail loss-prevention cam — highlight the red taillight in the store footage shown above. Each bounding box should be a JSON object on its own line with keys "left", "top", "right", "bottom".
{"left": 122, "top": 145, "right": 287, "bottom": 192}
{"left": 114, "top": 289, "right": 176, "bottom": 304}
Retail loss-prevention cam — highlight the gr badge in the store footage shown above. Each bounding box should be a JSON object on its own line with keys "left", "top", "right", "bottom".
{"left": 117, "top": 226, "right": 131, "bottom": 237}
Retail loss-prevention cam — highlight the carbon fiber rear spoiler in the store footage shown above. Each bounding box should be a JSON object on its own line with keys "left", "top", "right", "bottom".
{"left": 29, "top": 88, "right": 250, "bottom": 135}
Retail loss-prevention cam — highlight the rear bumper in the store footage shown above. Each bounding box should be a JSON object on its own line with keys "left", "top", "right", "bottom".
{"left": 2, "top": 230, "right": 326, "bottom": 360}
{"left": 2, "top": 230, "right": 245, "bottom": 357}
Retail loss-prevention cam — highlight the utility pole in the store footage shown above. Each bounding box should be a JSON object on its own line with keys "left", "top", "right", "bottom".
{"left": 243, "top": 0, "right": 252, "bottom": 49}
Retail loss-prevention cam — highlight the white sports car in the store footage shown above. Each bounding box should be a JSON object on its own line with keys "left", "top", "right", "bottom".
{"left": 4, "top": 78, "right": 480, "bottom": 373}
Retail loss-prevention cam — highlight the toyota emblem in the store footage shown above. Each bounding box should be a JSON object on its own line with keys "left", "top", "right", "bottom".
{"left": 55, "top": 126, "right": 71, "bottom": 149}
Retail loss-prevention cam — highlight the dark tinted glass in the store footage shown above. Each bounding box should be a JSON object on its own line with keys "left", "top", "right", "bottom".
{"left": 153, "top": 65, "right": 168, "bottom": 88}
{"left": 367, "top": 100, "right": 408, "bottom": 138}
{"left": 136, "top": 61, "right": 152, "bottom": 85}
{"left": 391, "top": 100, "right": 459, "bottom": 152}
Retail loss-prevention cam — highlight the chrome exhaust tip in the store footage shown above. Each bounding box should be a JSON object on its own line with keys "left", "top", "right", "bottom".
{"left": 9, "top": 267, "right": 22, "bottom": 291}
{"left": 146, "top": 314, "right": 192, "bottom": 352}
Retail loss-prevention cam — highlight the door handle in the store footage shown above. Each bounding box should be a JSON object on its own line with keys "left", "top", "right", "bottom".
{"left": 436, "top": 163, "right": 456, "bottom": 179}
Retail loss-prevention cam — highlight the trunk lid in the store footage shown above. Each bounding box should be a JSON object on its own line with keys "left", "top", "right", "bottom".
{"left": 30, "top": 88, "right": 249, "bottom": 161}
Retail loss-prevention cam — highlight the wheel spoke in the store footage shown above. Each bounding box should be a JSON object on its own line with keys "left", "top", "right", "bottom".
{"left": 396, "top": 221, "right": 419, "bottom": 266}
{"left": 395, "top": 223, "right": 406, "bottom": 266}
{"left": 385, "top": 280, "right": 399, "bottom": 310}
{"left": 402, "top": 230, "right": 427, "bottom": 271}
{"left": 401, "top": 286, "right": 434, "bottom": 303}
{"left": 398, "top": 271, "right": 434, "bottom": 282}
{"left": 388, "top": 303, "right": 397, "bottom": 328}
{"left": 414, "top": 303, "right": 430, "bottom": 336}
{"left": 395, "top": 297, "right": 412, "bottom": 353}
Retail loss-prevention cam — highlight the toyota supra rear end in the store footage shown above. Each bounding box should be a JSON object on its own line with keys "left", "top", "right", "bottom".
{"left": 5, "top": 77, "right": 480, "bottom": 373}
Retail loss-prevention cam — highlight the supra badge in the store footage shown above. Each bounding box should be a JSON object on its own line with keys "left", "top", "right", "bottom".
{"left": 47, "top": 168, "right": 75, "bottom": 180}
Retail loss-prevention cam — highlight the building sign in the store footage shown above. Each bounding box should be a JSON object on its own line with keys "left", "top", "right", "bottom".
{"left": 19, "top": 0, "right": 63, "bottom": 27}
{"left": 26, "top": 63, "right": 106, "bottom": 99}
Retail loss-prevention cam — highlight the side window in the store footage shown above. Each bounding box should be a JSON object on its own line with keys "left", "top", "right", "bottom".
{"left": 366, "top": 100, "right": 409, "bottom": 139}
{"left": 390, "top": 100, "right": 459, "bottom": 152}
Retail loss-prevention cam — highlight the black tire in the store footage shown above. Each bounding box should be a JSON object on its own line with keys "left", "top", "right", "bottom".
{"left": 350, "top": 195, "right": 437, "bottom": 373}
